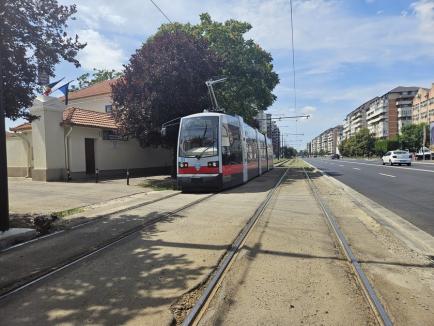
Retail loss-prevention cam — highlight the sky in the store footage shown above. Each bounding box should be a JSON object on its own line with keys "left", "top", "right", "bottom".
{"left": 6, "top": 0, "right": 434, "bottom": 149}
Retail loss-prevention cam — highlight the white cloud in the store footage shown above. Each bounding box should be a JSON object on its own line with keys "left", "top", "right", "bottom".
{"left": 77, "top": 29, "right": 125, "bottom": 70}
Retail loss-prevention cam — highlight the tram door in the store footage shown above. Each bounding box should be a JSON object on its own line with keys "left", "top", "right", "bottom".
{"left": 238, "top": 117, "right": 248, "bottom": 183}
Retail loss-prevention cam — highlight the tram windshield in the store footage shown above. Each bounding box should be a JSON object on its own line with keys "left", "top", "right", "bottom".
{"left": 179, "top": 116, "right": 219, "bottom": 158}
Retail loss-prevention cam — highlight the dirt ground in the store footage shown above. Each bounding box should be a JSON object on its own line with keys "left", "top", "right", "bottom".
{"left": 200, "top": 168, "right": 377, "bottom": 325}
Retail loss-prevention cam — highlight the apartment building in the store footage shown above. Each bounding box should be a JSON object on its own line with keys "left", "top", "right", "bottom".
{"left": 412, "top": 84, "right": 434, "bottom": 125}
{"left": 343, "top": 98, "right": 376, "bottom": 139}
{"left": 310, "top": 125, "right": 342, "bottom": 155}
{"left": 367, "top": 86, "right": 418, "bottom": 139}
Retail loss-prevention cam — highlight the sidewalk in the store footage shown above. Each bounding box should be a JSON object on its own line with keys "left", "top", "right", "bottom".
{"left": 9, "top": 175, "right": 173, "bottom": 216}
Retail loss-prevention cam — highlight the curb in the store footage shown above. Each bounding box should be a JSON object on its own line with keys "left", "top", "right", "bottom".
{"left": 303, "top": 159, "right": 434, "bottom": 257}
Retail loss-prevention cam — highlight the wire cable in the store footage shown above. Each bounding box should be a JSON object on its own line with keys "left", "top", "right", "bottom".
{"left": 150, "top": 0, "right": 172, "bottom": 23}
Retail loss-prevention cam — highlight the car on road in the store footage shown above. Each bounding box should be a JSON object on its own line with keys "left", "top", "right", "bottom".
{"left": 415, "top": 147, "right": 433, "bottom": 160}
{"left": 382, "top": 150, "right": 412, "bottom": 166}
{"left": 330, "top": 153, "right": 340, "bottom": 159}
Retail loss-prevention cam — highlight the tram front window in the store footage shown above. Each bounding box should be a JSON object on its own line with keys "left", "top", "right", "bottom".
{"left": 179, "top": 116, "right": 219, "bottom": 158}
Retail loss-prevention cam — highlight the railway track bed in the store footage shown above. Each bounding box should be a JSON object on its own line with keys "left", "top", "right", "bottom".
{"left": 2, "top": 162, "right": 433, "bottom": 325}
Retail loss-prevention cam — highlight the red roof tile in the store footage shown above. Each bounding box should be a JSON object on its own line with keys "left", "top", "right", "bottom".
{"left": 67, "top": 79, "right": 119, "bottom": 100}
{"left": 9, "top": 122, "right": 32, "bottom": 132}
{"left": 62, "top": 107, "right": 118, "bottom": 130}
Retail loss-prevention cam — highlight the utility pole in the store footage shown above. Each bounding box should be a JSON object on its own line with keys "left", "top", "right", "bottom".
{"left": 0, "top": 35, "right": 9, "bottom": 231}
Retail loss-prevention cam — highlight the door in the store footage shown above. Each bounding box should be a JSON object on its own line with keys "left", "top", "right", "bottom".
{"left": 85, "top": 138, "right": 95, "bottom": 175}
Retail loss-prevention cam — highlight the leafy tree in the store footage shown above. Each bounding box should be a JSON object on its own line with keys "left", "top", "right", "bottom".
{"left": 400, "top": 123, "right": 429, "bottom": 153}
{"left": 374, "top": 136, "right": 401, "bottom": 156}
{"left": 0, "top": 0, "right": 86, "bottom": 120}
{"left": 339, "top": 128, "right": 375, "bottom": 157}
{"left": 282, "top": 146, "right": 297, "bottom": 158}
{"left": 71, "top": 68, "right": 123, "bottom": 91}
{"left": 159, "top": 13, "right": 279, "bottom": 122}
{"left": 0, "top": 0, "right": 85, "bottom": 231}
{"left": 112, "top": 29, "right": 222, "bottom": 148}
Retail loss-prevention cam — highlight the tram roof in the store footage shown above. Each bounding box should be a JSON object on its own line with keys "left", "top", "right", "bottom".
{"left": 183, "top": 111, "right": 232, "bottom": 119}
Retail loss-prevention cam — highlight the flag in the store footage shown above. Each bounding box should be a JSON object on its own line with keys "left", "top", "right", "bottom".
{"left": 43, "top": 78, "right": 64, "bottom": 96}
{"left": 58, "top": 82, "right": 71, "bottom": 105}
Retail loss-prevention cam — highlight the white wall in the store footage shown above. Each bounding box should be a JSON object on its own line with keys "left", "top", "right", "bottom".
{"left": 68, "top": 94, "right": 112, "bottom": 113}
{"left": 6, "top": 133, "right": 32, "bottom": 167}
{"left": 68, "top": 126, "right": 172, "bottom": 173}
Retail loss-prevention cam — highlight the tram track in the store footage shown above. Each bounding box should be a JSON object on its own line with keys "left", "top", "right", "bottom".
{"left": 303, "top": 167, "right": 393, "bottom": 326}
{"left": 181, "top": 167, "right": 289, "bottom": 325}
{"left": 0, "top": 192, "right": 216, "bottom": 301}
{"left": 180, "top": 164, "right": 392, "bottom": 326}
{"left": 2, "top": 191, "right": 182, "bottom": 253}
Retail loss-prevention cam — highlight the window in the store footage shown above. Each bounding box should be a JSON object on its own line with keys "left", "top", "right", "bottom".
{"left": 105, "top": 104, "right": 113, "bottom": 113}
{"left": 179, "top": 116, "right": 219, "bottom": 158}
{"left": 221, "top": 115, "right": 242, "bottom": 165}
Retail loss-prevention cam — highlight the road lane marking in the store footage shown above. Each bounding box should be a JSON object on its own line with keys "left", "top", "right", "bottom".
{"left": 339, "top": 160, "right": 434, "bottom": 174}
{"left": 353, "top": 167, "right": 360, "bottom": 170}
{"left": 339, "top": 164, "right": 344, "bottom": 167}
{"left": 379, "top": 173, "right": 396, "bottom": 178}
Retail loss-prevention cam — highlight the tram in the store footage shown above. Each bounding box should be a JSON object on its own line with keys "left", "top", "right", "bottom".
{"left": 177, "top": 112, "right": 273, "bottom": 191}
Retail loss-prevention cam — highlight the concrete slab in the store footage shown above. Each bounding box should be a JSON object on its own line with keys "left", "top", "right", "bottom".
{"left": 0, "top": 228, "right": 37, "bottom": 250}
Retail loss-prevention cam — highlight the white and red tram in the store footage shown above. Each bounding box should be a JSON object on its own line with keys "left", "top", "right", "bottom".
{"left": 177, "top": 112, "right": 273, "bottom": 191}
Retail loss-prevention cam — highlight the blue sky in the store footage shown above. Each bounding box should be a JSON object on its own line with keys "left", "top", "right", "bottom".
{"left": 7, "top": 0, "right": 434, "bottom": 149}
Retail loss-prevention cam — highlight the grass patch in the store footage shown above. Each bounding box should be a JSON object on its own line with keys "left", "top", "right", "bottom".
{"left": 138, "top": 178, "right": 175, "bottom": 191}
{"left": 51, "top": 207, "right": 85, "bottom": 219}
{"left": 281, "top": 157, "right": 314, "bottom": 171}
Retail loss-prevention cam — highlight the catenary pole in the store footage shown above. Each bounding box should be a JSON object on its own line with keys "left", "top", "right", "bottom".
{"left": 0, "top": 24, "right": 10, "bottom": 231}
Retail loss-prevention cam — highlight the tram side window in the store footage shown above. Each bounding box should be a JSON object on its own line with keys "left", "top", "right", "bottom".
{"left": 222, "top": 118, "right": 242, "bottom": 165}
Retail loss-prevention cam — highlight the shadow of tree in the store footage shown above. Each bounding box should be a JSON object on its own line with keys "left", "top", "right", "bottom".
{"left": 1, "top": 167, "right": 323, "bottom": 325}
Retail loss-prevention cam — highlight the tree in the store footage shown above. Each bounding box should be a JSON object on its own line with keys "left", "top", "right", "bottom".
{"left": 0, "top": 0, "right": 85, "bottom": 231}
{"left": 338, "top": 128, "right": 375, "bottom": 157}
{"left": 1, "top": 0, "right": 85, "bottom": 120}
{"left": 71, "top": 68, "right": 123, "bottom": 91}
{"left": 112, "top": 29, "right": 222, "bottom": 177}
{"left": 159, "top": 13, "right": 279, "bottom": 122}
{"left": 282, "top": 146, "right": 297, "bottom": 158}
{"left": 400, "top": 123, "right": 428, "bottom": 153}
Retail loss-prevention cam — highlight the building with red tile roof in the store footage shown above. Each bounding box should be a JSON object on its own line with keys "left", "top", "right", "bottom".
{"left": 7, "top": 79, "right": 170, "bottom": 181}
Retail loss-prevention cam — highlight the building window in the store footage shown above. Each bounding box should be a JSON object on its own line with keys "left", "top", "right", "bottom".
{"left": 105, "top": 104, "right": 113, "bottom": 113}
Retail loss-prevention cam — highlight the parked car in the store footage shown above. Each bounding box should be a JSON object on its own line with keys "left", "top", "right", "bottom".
{"left": 415, "top": 147, "right": 432, "bottom": 160}
{"left": 330, "top": 153, "right": 340, "bottom": 159}
{"left": 382, "top": 150, "right": 412, "bottom": 166}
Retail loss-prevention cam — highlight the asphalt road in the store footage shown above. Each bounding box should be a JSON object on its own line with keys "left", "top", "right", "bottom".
{"left": 304, "top": 158, "right": 434, "bottom": 236}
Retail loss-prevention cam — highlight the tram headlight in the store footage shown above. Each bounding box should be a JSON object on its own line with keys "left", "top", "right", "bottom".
{"left": 179, "top": 162, "right": 189, "bottom": 168}
{"left": 207, "top": 161, "right": 219, "bottom": 167}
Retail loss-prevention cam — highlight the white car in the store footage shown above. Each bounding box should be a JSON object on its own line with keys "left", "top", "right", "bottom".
{"left": 382, "top": 150, "right": 412, "bottom": 166}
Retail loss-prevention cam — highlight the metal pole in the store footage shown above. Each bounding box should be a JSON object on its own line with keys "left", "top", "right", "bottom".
{"left": 126, "top": 168, "right": 130, "bottom": 186}
{"left": 0, "top": 28, "right": 10, "bottom": 231}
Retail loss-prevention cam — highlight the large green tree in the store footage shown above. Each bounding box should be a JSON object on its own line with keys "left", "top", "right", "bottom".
{"left": 400, "top": 123, "right": 429, "bottom": 153}
{"left": 159, "top": 13, "right": 279, "bottom": 122}
{"left": 111, "top": 29, "right": 222, "bottom": 147}
{"left": 1, "top": 0, "right": 85, "bottom": 120}
{"left": 339, "top": 128, "right": 375, "bottom": 157}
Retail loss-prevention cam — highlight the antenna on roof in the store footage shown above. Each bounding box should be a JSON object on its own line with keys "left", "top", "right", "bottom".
{"left": 205, "top": 78, "right": 226, "bottom": 112}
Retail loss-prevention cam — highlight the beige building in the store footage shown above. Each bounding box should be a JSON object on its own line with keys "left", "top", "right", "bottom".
{"left": 412, "top": 83, "right": 434, "bottom": 150}
{"left": 7, "top": 80, "right": 171, "bottom": 181}
{"left": 412, "top": 84, "right": 434, "bottom": 125}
